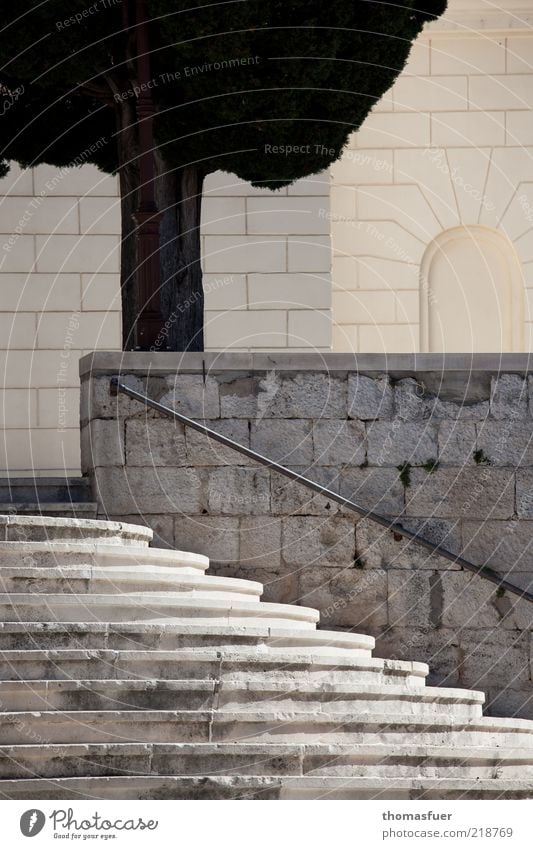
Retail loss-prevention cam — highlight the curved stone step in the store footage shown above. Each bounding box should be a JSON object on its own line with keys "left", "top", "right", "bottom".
{"left": 0, "top": 567, "right": 262, "bottom": 600}
{"left": 206, "top": 712, "right": 533, "bottom": 747}
{"left": 0, "top": 649, "right": 427, "bottom": 687}
{"left": 0, "top": 594, "right": 320, "bottom": 628}
{"left": 0, "top": 515, "right": 152, "bottom": 546}
{"left": 0, "top": 503, "right": 98, "bottom": 519}
{"left": 278, "top": 775, "right": 533, "bottom": 800}
{"left": 2, "top": 740, "right": 533, "bottom": 780}
{"left": 0, "top": 513, "right": 531, "bottom": 800}
{"left": 0, "top": 542, "right": 209, "bottom": 574}
{"left": 0, "top": 678, "right": 484, "bottom": 718}
{"left": 0, "top": 622, "right": 376, "bottom": 656}
{"left": 2, "top": 710, "right": 529, "bottom": 748}
{"left": 269, "top": 628, "right": 375, "bottom": 656}
{"left": 0, "top": 774, "right": 281, "bottom": 800}
{"left": 1, "top": 773, "right": 532, "bottom": 800}
{"left": 216, "top": 680, "right": 484, "bottom": 718}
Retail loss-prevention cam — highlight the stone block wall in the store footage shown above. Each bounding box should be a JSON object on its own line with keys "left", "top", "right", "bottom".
{"left": 82, "top": 352, "right": 533, "bottom": 719}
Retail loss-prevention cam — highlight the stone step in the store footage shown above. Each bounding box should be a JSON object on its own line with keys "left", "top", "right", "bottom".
{"left": 6, "top": 774, "right": 533, "bottom": 800}
{"left": 1, "top": 740, "right": 533, "bottom": 781}
{"left": 0, "top": 512, "right": 531, "bottom": 800}
{"left": 0, "top": 594, "right": 320, "bottom": 627}
{"left": 0, "top": 567, "right": 262, "bottom": 600}
{"left": 1, "top": 710, "right": 529, "bottom": 748}
{"left": 268, "top": 628, "right": 375, "bottom": 656}
{"left": 2, "top": 774, "right": 532, "bottom": 801}
{"left": 206, "top": 712, "right": 533, "bottom": 747}
{"left": 278, "top": 776, "right": 533, "bottom": 801}
{"left": 0, "top": 542, "right": 209, "bottom": 572}
{"left": 216, "top": 680, "right": 483, "bottom": 717}
{"left": 0, "top": 477, "right": 92, "bottom": 504}
{"left": 0, "top": 515, "right": 152, "bottom": 546}
{"left": 0, "top": 622, "right": 376, "bottom": 656}
{"left": 0, "top": 774, "right": 281, "bottom": 800}
{"left": 0, "top": 678, "right": 483, "bottom": 717}
{"left": 0, "top": 649, "right": 427, "bottom": 686}
{"left": 0, "top": 503, "right": 98, "bottom": 519}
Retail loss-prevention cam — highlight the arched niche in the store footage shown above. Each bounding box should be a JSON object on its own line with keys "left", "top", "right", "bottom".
{"left": 420, "top": 225, "right": 525, "bottom": 353}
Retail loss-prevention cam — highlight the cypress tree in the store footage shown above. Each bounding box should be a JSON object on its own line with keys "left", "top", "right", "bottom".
{"left": 0, "top": 0, "right": 446, "bottom": 350}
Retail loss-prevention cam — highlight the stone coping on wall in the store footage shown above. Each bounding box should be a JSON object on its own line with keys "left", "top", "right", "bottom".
{"left": 80, "top": 351, "right": 533, "bottom": 402}
{"left": 80, "top": 351, "right": 533, "bottom": 377}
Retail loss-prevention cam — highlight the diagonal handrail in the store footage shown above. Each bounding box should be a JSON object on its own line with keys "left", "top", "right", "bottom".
{"left": 110, "top": 376, "right": 533, "bottom": 605}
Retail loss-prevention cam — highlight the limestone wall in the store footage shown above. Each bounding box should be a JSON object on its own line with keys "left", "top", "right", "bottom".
{"left": 0, "top": 163, "right": 121, "bottom": 475}
{"left": 81, "top": 352, "right": 533, "bottom": 718}
{"left": 331, "top": 20, "right": 533, "bottom": 353}
{"left": 0, "top": 163, "right": 329, "bottom": 475}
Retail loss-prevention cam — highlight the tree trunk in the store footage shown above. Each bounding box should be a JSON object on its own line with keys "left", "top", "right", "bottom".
{"left": 155, "top": 157, "right": 205, "bottom": 352}
{"left": 117, "top": 136, "right": 205, "bottom": 351}
{"left": 116, "top": 98, "right": 140, "bottom": 351}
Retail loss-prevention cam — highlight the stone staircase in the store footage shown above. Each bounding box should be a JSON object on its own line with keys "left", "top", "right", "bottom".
{"left": 0, "top": 514, "right": 532, "bottom": 800}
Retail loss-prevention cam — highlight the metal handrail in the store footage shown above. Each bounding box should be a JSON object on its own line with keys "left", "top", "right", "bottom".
{"left": 110, "top": 376, "right": 533, "bottom": 605}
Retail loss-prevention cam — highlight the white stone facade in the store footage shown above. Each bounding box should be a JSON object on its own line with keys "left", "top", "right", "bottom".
{"left": 0, "top": 0, "right": 532, "bottom": 474}
{"left": 0, "top": 165, "right": 330, "bottom": 475}
{"left": 0, "top": 163, "right": 121, "bottom": 475}
{"left": 201, "top": 170, "right": 331, "bottom": 351}
{"left": 331, "top": 3, "right": 533, "bottom": 353}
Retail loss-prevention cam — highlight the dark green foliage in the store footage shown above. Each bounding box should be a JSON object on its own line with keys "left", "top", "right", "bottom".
{"left": 422, "top": 458, "right": 439, "bottom": 472}
{"left": 0, "top": 0, "right": 446, "bottom": 182}
{"left": 473, "top": 449, "right": 491, "bottom": 465}
{"left": 397, "top": 462, "right": 412, "bottom": 488}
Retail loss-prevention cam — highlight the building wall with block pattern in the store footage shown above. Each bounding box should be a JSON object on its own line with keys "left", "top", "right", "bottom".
{"left": 331, "top": 3, "right": 533, "bottom": 353}
{"left": 1, "top": 0, "right": 532, "bottom": 474}
{"left": 0, "top": 164, "right": 330, "bottom": 475}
